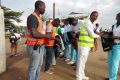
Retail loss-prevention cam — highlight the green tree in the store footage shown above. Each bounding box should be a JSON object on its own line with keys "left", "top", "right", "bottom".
{"left": 1, "top": 6, "right": 23, "bottom": 29}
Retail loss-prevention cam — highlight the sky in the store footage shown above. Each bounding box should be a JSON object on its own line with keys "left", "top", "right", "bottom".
{"left": 2, "top": 0, "right": 120, "bottom": 29}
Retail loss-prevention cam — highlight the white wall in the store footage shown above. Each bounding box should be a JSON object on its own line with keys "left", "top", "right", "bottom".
{"left": 0, "top": 8, "right": 6, "bottom": 74}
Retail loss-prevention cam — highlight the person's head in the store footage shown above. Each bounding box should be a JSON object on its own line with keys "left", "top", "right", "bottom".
{"left": 90, "top": 11, "right": 98, "bottom": 23}
{"left": 35, "top": 0, "right": 45, "bottom": 15}
{"left": 64, "top": 18, "right": 69, "bottom": 25}
{"left": 13, "top": 29, "right": 17, "bottom": 33}
{"left": 69, "top": 18, "right": 77, "bottom": 26}
{"left": 52, "top": 18, "right": 60, "bottom": 27}
{"left": 116, "top": 12, "right": 120, "bottom": 23}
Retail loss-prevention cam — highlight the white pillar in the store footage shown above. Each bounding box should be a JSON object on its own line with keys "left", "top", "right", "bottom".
{"left": 0, "top": 7, "right": 6, "bottom": 74}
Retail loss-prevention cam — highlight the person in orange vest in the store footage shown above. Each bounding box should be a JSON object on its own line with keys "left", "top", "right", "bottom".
{"left": 26, "top": 1, "right": 53, "bottom": 80}
{"left": 44, "top": 19, "right": 60, "bottom": 74}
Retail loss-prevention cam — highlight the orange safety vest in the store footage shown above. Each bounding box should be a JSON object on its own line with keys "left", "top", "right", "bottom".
{"left": 26, "top": 12, "right": 45, "bottom": 46}
{"left": 44, "top": 22, "right": 55, "bottom": 46}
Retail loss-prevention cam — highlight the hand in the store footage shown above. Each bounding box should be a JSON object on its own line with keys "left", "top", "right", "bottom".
{"left": 55, "top": 38, "right": 60, "bottom": 41}
{"left": 110, "top": 36, "right": 120, "bottom": 40}
{"left": 94, "top": 46, "right": 98, "bottom": 52}
{"left": 90, "top": 47, "right": 94, "bottom": 52}
{"left": 96, "top": 32, "right": 104, "bottom": 36}
{"left": 45, "top": 35, "right": 53, "bottom": 39}
{"left": 90, "top": 47, "right": 97, "bottom": 52}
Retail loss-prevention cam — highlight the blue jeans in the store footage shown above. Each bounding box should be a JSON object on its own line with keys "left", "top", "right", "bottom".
{"left": 108, "top": 45, "right": 120, "bottom": 80}
{"left": 64, "top": 43, "right": 70, "bottom": 58}
{"left": 71, "top": 45, "right": 77, "bottom": 62}
{"left": 27, "top": 45, "right": 45, "bottom": 80}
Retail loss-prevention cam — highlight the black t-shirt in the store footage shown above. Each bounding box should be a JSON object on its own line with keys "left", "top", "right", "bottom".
{"left": 27, "top": 14, "right": 38, "bottom": 29}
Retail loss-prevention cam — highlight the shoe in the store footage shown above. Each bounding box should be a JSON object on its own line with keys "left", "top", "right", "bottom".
{"left": 64, "top": 58, "right": 70, "bottom": 62}
{"left": 14, "top": 54, "right": 18, "bottom": 57}
{"left": 71, "top": 63, "right": 76, "bottom": 66}
{"left": 59, "top": 54, "right": 64, "bottom": 58}
{"left": 9, "top": 54, "right": 14, "bottom": 58}
{"left": 82, "top": 76, "right": 89, "bottom": 80}
{"left": 45, "top": 70, "right": 53, "bottom": 74}
{"left": 50, "top": 67, "right": 55, "bottom": 70}
{"left": 67, "top": 61, "right": 75, "bottom": 64}
{"left": 104, "top": 78, "right": 109, "bottom": 80}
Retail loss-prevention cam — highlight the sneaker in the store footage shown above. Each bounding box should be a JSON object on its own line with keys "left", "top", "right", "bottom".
{"left": 82, "top": 76, "right": 89, "bottom": 80}
{"left": 71, "top": 63, "right": 76, "bottom": 66}
{"left": 45, "top": 70, "right": 53, "bottom": 74}
{"left": 64, "top": 58, "right": 70, "bottom": 62}
{"left": 50, "top": 67, "right": 55, "bottom": 70}
{"left": 14, "top": 54, "right": 18, "bottom": 57}
{"left": 9, "top": 54, "right": 14, "bottom": 58}
{"left": 59, "top": 54, "right": 64, "bottom": 58}
{"left": 67, "top": 61, "right": 75, "bottom": 64}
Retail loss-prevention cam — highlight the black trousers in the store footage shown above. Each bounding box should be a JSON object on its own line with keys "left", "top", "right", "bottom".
{"left": 45, "top": 46, "right": 54, "bottom": 71}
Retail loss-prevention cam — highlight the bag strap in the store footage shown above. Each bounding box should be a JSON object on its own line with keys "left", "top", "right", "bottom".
{"left": 112, "top": 25, "right": 114, "bottom": 31}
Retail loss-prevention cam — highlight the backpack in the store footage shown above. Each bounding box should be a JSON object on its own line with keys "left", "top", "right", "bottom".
{"left": 9, "top": 33, "right": 18, "bottom": 44}
{"left": 101, "top": 25, "right": 114, "bottom": 51}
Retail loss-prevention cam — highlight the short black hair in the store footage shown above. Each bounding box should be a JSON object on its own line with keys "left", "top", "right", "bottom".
{"left": 117, "top": 12, "right": 120, "bottom": 17}
{"left": 35, "top": 0, "right": 44, "bottom": 9}
{"left": 13, "top": 29, "right": 17, "bottom": 33}
{"left": 54, "top": 18, "right": 60, "bottom": 23}
{"left": 90, "top": 11, "right": 98, "bottom": 16}
{"left": 68, "top": 18, "right": 76, "bottom": 25}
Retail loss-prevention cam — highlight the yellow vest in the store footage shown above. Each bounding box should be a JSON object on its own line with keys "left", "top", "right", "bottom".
{"left": 78, "top": 21, "right": 94, "bottom": 47}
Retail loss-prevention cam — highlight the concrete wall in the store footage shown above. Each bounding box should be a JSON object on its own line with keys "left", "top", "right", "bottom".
{"left": 0, "top": 8, "right": 6, "bottom": 74}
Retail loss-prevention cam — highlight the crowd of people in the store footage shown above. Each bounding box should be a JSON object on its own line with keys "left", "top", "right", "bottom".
{"left": 9, "top": 0, "right": 120, "bottom": 80}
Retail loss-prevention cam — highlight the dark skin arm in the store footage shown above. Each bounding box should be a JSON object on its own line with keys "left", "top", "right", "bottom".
{"left": 30, "top": 28, "right": 52, "bottom": 39}
{"left": 91, "top": 32, "right": 103, "bottom": 52}
{"left": 91, "top": 39, "right": 98, "bottom": 52}
{"left": 111, "top": 36, "right": 120, "bottom": 40}
{"left": 46, "top": 32, "right": 55, "bottom": 40}
{"left": 96, "top": 32, "right": 104, "bottom": 36}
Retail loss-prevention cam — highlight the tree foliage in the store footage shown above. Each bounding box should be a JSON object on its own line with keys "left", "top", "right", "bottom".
{"left": 1, "top": 6, "right": 23, "bottom": 29}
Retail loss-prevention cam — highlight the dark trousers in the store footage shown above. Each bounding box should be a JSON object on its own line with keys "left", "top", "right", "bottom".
{"left": 45, "top": 46, "right": 54, "bottom": 71}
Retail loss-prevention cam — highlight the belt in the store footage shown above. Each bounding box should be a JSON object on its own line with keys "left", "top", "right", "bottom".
{"left": 113, "top": 43, "right": 120, "bottom": 45}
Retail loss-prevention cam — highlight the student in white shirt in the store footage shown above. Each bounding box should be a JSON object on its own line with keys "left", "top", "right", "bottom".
{"left": 105, "top": 12, "right": 120, "bottom": 80}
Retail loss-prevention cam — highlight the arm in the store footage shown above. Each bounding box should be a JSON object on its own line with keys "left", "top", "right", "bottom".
{"left": 30, "top": 28, "right": 50, "bottom": 39}
{"left": 94, "top": 39, "right": 98, "bottom": 52}
{"left": 110, "top": 36, "right": 120, "bottom": 40}
{"left": 85, "top": 21, "right": 100, "bottom": 38}
{"left": 27, "top": 15, "right": 51, "bottom": 39}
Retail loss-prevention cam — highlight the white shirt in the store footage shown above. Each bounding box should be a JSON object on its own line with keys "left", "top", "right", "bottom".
{"left": 46, "top": 26, "right": 52, "bottom": 32}
{"left": 72, "top": 20, "right": 82, "bottom": 33}
{"left": 64, "top": 24, "right": 72, "bottom": 33}
{"left": 110, "top": 24, "right": 120, "bottom": 43}
{"left": 93, "top": 26, "right": 101, "bottom": 33}
{"left": 46, "top": 24, "right": 53, "bottom": 33}
{"left": 14, "top": 33, "right": 21, "bottom": 39}
{"left": 84, "top": 19, "right": 100, "bottom": 38}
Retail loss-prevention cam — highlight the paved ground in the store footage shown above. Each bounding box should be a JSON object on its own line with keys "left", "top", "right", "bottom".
{"left": 0, "top": 38, "right": 120, "bottom": 80}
